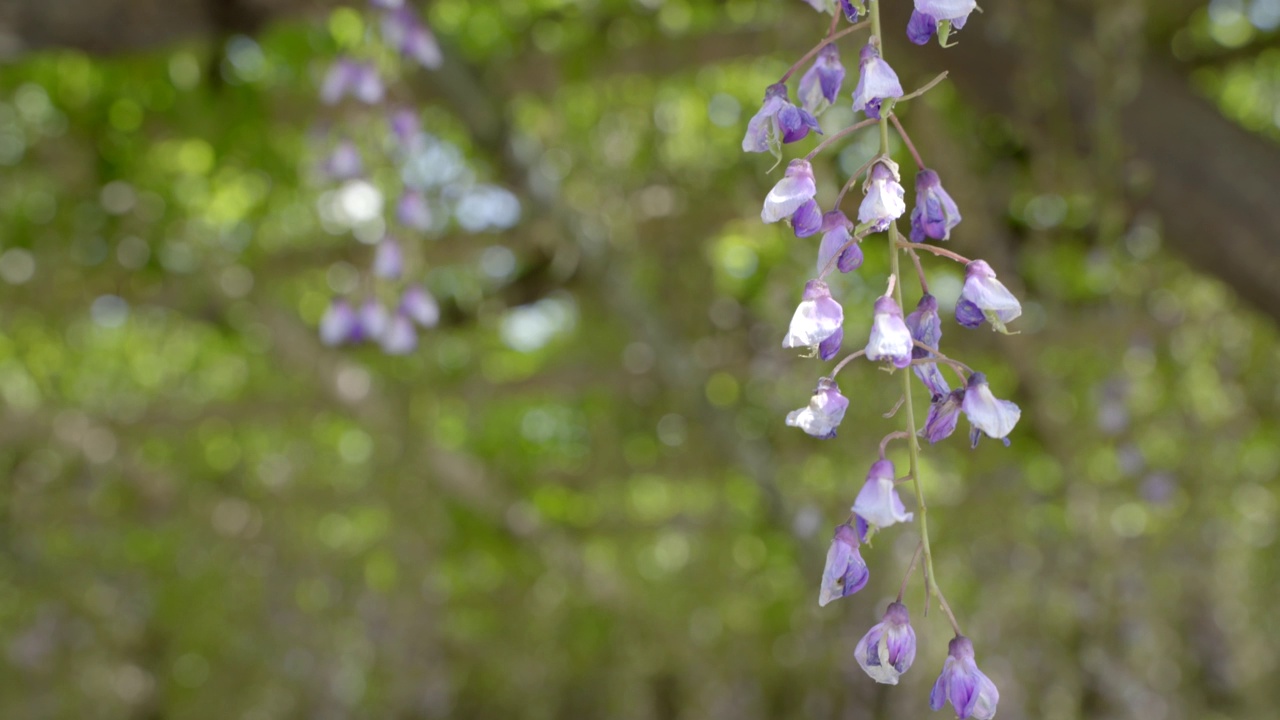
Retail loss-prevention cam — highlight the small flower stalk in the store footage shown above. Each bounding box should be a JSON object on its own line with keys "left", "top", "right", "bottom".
{"left": 743, "top": 0, "right": 1017, "bottom": 711}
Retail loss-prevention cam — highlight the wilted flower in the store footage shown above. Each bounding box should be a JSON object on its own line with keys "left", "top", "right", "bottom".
{"left": 762, "top": 159, "right": 818, "bottom": 223}
{"left": 850, "top": 459, "right": 913, "bottom": 530}
{"left": 373, "top": 238, "right": 403, "bottom": 279}
{"left": 962, "top": 372, "right": 1021, "bottom": 448}
{"left": 858, "top": 159, "right": 906, "bottom": 233}
{"left": 816, "top": 211, "right": 863, "bottom": 275}
{"left": 922, "top": 388, "right": 964, "bottom": 443}
{"left": 799, "top": 44, "right": 846, "bottom": 115}
{"left": 865, "top": 295, "right": 912, "bottom": 368}
{"left": 910, "top": 169, "right": 962, "bottom": 242}
{"left": 400, "top": 285, "right": 440, "bottom": 328}
{"left": 398, "top": 190, "right": 433, "bottom": 231}
{"left": 930, "top": 636, "right": 1000, "bottom": 720}
{"left": 905, "top": 293, "right": 949, "bottom": 396}
{"left": 743, "top": 84, "right": 822, "bottom": 157}
{"left": 818, "top": 523, "right": 869, "bottom": 607}
{"left": 957, "top": 260, "right": 1021, "bottom": 334}
{"left": 380, "top": 312, "right": 418, "bottom": 354}
{"left": 855, "top": 602, "right": 918, "bottom": 684}
{"left": 909, "top": 1, "right": 979, "bottom": 47}
{"left": 322, "top": 140, "right": 363, "bottom": 180}
{"left": 320, "top": 298, "right": 358, "bottom": 346}
{"left": 787, "top": 377, "right": 849, "bottom": 439}
{"left": 783, "top": 280, "right": 844, "bottom": 353}
{"left": 852, "top": 42, "right": 903, "bottom": 119}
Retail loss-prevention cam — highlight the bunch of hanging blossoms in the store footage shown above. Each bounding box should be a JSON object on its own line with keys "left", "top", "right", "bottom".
{"left": 747, "top": 1, "right": 1017, "bottom": 717}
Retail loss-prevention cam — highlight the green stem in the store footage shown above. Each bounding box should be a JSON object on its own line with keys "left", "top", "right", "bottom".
{"left": 869, "top": 0, "right": 961, "bottom": 637}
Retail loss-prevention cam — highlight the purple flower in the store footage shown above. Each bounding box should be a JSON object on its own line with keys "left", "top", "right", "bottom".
{"left": 855, "top": 602, "right": 917, "bottom": 684}
{"left": 910, "top": 169, "right": 962, "bottom": 242}
{"left": 907, "top": 11, "right": 937, "bottom": 45}
{"left": 841, "top": 0, "right": 864, "bottom": 22}
{"left": 957, "top": 260, "right": 1022, "bottom": 334}
{"left": 865, "top": 295, "right": 912, "bottom": 369}
{"left": 380, "top": 312, "right": 418, "bottom": 354}
{"left": 320, "top": 59, "right": 384, "bottom": 105}
{"left": 906, "top": 294, "right": 949, "bottom": 396}
{"left": 743, "top": 84, "right": 822, "bottom": 157}
{"left": 787, "top": 377, "right": 849, "bottom": 439}
{"left": 783, "top": 280, "right": 844, "bottom": 353}
{"left": 799, "top": 44, "right": 845, "bottom": 115}
{"left": 850, "top": 459, "right": 913, "bottom": 531}
{"left": 792, "top": 199, "right": 824, "bottom": 238}
{"left": 398, "top": 190, "right": 433, "bottom": 231}
{"left": 358, "top": 299, "right": 390, "bottom": 341}
{"left": 858, "top": 159, "right": 906, "bottom": 234}
{"left": 400, "top": 285, "right": 440, "bottom": 328}
{"left": 390, "top": 109, "right": 422, "bottom": 146}
{"left": 762, "top": 159, "right": 818, "bottom": 223}
{"left": 320, "top": 298, "right": 358, "bottom": 346}
{"left": 963, "top": 372, "right": 1021, "bottom": 448}
{"left": 373, "top": 238, "right": 404, "bottom": 279}
{"left": 382, "top": 7, "right": 443, "bottom": 70}
{"left": 816, "top": 211, "right": 863, "bottom": 275}
{"left": 930, "top": 636, "right": 1000, "bottom": 720}
{"left": 322, "top": 140, "right": 364, "bottom": 180}
{"left": 922, "top": 389, "right": 964, "bottom": 443}
{"left": 852, "top": 42, "right": 903, "bottom": 119}
{"left": 818, "top": 523, "right": 869, "bottom": 607}
{"left": 913, "top": 1, "right": 979, "bottom": 47}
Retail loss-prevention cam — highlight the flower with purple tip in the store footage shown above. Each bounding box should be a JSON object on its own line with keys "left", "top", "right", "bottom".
{"left": 841, "top": 0, "right": 864, "bottom": 22}
{"left": 851, "top": 42, "right": 903, "bottom": 120}
{"left": 910, "top": 1, "right": 979, "bottom": 47}
{"left": 787, "top": 377, "right": 849, "bottom": 439}
{"left": 930, "top": 636, "right": 1000, "bottom": 720}
{"left": 906, "top": 293, "right": 949, "bottom": 396}
{"left": 373, "top": 238, "right": 403, "bottom": 279}
{"left": 380, "top": 312, "right": 418, "bottom": 354}
{"left": 792, "top": 199, "right": 824, "bottom": 238}
{"left": 910, "top": 169, "right": 962, "bottom": 242}
{"left": 855, "top": 602, "right": 917, "bottom": 684}
{"left": 783, "top": 280, "right": 844, "bottom": 353}
{"left": 818, "top": 522, "right": 869, "bottom": 607}
{"left": 851, "top": 459, "right": 913, "bottom": 531}
{"left": 858, "top": 159, "right": 906, "bottom": 233}
{"left": 762, "top": 159, "right": 818, "bottom": 224}
{"left": 398, "top": 190, "right": 433, "bottom": 231}
{"left": 816, "top": 211, "right": 863, "bottom": 275}
{"left": 799, "top": 44, "right": 845, "bottom": 116}
{"left": 865, "top": 295, "right": 913, "bottom": 368}
{"left": 320, "top": 298, "right": 359, "bottom": 346}
{"left": 743, "top": 84, "right": 822, "bottom": 157}
{"left": 963, "top": 372, "right": 1021, "bottom": 448}
{"left": 957, "top": 260, "right": 1022, "bottom": 334}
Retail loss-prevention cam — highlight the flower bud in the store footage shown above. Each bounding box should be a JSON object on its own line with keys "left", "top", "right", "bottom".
{"left": 854, "top": 602, "right": 917, "bottom": 684}
{"left": 858, "top": 159, "right": 906, "bottom": 234}
{"left": 818, "top": 523, "right": 869, "bottom": 607}
{"left": 929, "top": 635, "right": 1000, "bottom": 720}
{"left": 909, "top": 169, "right": 962, "bottom": 242}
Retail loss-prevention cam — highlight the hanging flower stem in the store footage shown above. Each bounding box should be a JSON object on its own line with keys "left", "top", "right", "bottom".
{"left": 870, "top": 0, "right": 959, "bottom": 636}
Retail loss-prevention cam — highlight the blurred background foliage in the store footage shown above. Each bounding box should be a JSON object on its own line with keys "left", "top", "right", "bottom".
{"left": 1, "top": 0, "right": 1279, "bottom": 718}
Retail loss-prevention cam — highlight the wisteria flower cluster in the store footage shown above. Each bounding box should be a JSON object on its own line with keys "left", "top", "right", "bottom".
{"left": 315, "top": 1, "right": 520, "bottom": 355}
{"left": 747, "top": 2, "right": 1013, "bottom": 717}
